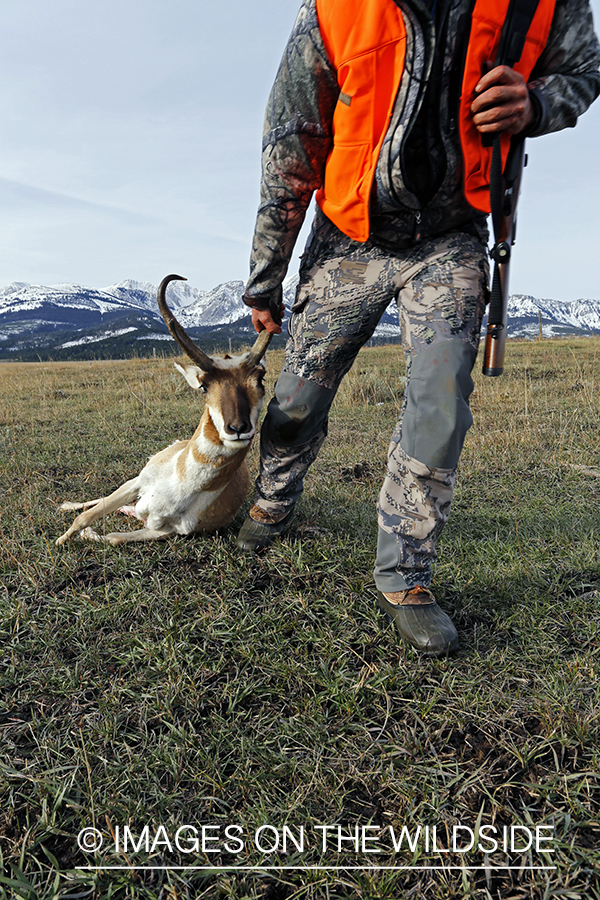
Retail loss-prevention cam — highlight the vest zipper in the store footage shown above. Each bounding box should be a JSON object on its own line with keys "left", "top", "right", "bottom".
{"left": 413, "top": 210, "right": 422, "bottom": 241}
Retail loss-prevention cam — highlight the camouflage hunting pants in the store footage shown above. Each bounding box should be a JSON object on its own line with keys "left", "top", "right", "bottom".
{"left": 251, "top": 224, "right": 489, "bottom": 591}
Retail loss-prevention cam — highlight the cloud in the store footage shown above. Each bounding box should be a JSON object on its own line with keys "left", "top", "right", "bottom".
{"left": 0, "top": 0, "right": 598, "bottom": 298}
{"left": 0, "top": 177, "right": 153, "bottom": 218}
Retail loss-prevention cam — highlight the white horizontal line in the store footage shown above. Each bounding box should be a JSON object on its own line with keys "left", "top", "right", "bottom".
{"left": 76, "top": 865, "right": 557, "bottom": 872}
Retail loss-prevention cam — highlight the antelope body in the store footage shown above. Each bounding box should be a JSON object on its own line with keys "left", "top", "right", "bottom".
{"left": 56, "top": 274, "right": 271, "bottom": 546}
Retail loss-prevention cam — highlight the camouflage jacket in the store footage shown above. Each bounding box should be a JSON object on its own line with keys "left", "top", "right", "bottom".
{"left": 243, "top": 0, "right": 600, "bottom": 312}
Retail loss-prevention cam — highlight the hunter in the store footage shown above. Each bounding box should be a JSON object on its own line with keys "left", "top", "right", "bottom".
{"left": 237, "top": 0, "right": 600, "bottom": 655}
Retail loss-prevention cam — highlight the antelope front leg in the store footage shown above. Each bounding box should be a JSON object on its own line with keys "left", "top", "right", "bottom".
{"left": 78, "top": 526, "right": 174, "bottom": 545}
{"left": 58, "top": 498, "right": 104, "bottom": 512}
{"left": 56, "top": 478, "right": 139, "bottom": 546}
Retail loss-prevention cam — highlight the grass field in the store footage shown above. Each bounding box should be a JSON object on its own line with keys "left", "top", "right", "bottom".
{"left": 0, "top": 338, "right": 599, "bottom": 899}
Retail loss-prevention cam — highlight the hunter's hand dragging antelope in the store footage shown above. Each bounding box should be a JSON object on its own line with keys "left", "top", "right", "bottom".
{"left": 56, "top": 274, "right": 271, "bottom": 546}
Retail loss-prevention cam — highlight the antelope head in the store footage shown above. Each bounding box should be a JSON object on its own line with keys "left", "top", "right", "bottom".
{"left": 158, "top": 274, "right": 272, "bottom": 444}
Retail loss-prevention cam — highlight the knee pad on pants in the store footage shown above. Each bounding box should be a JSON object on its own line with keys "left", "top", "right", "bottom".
{"left": 400, "top": 340, "right": 477, "bottom": 469}
{"left": 263, "top": 371, "right": 335, "bottom": 448}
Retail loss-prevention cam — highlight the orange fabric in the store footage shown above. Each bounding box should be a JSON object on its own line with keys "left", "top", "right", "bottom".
{"left": 460, "top": 0, "right": 556, "bottom": 211}
{"left": 315, "top": 0, "right": 556, "bottom": 237}
{"left": 315, "top": 0, "right": 407, "bottom": 242}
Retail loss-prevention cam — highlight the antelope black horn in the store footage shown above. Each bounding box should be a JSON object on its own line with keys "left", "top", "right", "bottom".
{"left": 157, "top": 274, "right": 215, "bottom": 372}
{"left": 245, "top": 328, "right": 273, "bottom": 367}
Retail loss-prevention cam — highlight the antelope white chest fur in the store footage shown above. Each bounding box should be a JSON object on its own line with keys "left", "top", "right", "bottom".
{"left": 56, "top": 274, "right": 271, "bottom": 546}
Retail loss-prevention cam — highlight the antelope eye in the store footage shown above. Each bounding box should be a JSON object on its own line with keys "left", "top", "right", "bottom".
{"left": 199, "top": 383, "right": 208, "bottom": 394}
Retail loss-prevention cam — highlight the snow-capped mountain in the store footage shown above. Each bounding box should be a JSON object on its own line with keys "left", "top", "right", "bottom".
{"left": 0, "top": 281, "right": 128, "bottom": 318}
{"left": 506, "top": 294, "right": 600, "bottom": 337}
{"left": 0, "top": 276, "right": 598, "bottom": 360}
{"left": 103, "top": 278, "right": 207, "bottom": 315}
{"left": 178, "top": 281, "right": 251, "bottom": 328}
{"left": 0, "top": 278, "right": 206, "bottom": 321}
{"left": 0, "top": 276, "right": 300, "bottom": 359}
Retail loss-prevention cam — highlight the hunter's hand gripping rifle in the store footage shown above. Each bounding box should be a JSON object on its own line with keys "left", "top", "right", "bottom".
{"left": 482, "top": 0, "right": 540, "bottom": 377}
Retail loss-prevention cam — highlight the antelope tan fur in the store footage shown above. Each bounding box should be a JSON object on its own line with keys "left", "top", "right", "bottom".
{"left": 56, "top": 274, "right": 272, "bottom": 546}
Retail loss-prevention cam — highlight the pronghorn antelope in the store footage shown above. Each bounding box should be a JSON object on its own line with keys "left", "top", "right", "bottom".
{"left": 56, "top": 274, "right": 271, "bottom": 546}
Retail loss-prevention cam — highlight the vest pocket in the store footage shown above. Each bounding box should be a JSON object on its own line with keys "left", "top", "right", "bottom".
{"left": 334, "top": 53, "right": 376, "bottom": 145}
{"left": 321, "top": 142, "right": 371, "bottom": 209}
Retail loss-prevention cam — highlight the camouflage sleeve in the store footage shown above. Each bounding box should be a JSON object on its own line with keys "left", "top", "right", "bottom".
{"left": 527, "top": 0, "right": 600, "bottom": 136}
{"left": 243, "top": 0, "right": 339, "bottom": 312}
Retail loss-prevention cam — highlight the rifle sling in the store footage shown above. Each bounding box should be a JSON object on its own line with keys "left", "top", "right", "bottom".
{"left": 487, "top": 0, "right": 541, "bottom": 328}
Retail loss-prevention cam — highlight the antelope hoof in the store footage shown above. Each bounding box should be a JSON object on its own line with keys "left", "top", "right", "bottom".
{"left": 79, "top": 527, "right": 103, "bottom": 542}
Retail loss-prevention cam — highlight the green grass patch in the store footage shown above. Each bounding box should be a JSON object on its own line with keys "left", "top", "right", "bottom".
{"left": 0, "top": 340, "right": 599, "bottom": 899}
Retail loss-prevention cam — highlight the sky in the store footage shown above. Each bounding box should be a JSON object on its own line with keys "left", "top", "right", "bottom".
{"left": 0, "top": 0, "right": 599, "bottom": 302}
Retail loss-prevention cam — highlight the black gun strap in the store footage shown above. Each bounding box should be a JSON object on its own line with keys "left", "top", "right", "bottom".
{"left": 496, "top": 0, "right": 541, "bottom": 67}
{"left": 488, "top": 136, "right": 506, "bottom": 326}
{"left": 489, "top": 135, "right": 505, "bottom": 240}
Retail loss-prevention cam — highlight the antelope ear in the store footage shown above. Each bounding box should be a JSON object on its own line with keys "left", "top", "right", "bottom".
{"left": 174, "top": 361, "right": 207, "bottom": 389}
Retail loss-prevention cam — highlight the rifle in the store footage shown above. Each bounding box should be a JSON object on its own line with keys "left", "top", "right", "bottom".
{"left": 482, "top": 0, "right": 540, "bottom": 376}
{"left": 482, "top": 134, "right": 526, "bottom": 376}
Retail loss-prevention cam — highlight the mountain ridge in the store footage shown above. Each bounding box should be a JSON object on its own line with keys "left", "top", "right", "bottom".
{"left": 1, "top": 277, "right": 598, "bottom": 361}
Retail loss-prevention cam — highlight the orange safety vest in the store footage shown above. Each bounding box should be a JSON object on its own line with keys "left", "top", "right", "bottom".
{"left": 315, "top": 0, "right": 556, "bottom": 241}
